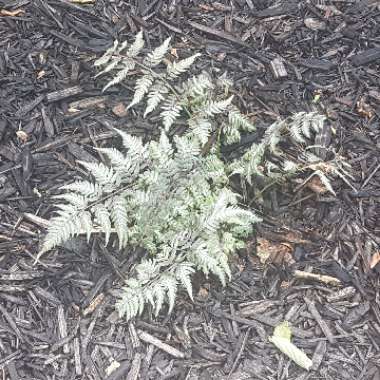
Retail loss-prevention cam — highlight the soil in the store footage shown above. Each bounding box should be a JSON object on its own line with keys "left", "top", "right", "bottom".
{"left": 0, "top": 1, "right": 380, "bottom": 379}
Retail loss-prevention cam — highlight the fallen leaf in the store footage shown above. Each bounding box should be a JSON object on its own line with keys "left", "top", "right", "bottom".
{"left": 105, "top": 359, "right": 120, "bottom": 376}
{"left": 112, "top": 103, "right": 128, "bottom": 117}
{"left": 370, "top": 251, "right": 380, "bottom": 269}
{"left": 16, "top": 130, "right": 28, "bottom": 143}
{"left": 197, "top": 285, "right": 209, "bottom": 300}
{"left": 357, "top": 97, "right": 374, "bottom": 118}
{"left": 0, "top": 8, "right": 25, "bottom": 16}
{"left": 270, "top": 322, "right": 313, "bottom": 370}
{"left": 36, "top": 70, "right": 46, "bottom": 79}
{"left": 170, "top": 48, "right": 179, "bottom": 59}
{"left": 304, "top": 18, "right": 326, "bottom": 31}
{"left": 256, "top": 238, "right": 294, "bottom": 265}
{"left": 82, "top": 293, "right": 104, "bottom": 316}
{"left": 306, "top": 175, "right": 328, "bottom": 194}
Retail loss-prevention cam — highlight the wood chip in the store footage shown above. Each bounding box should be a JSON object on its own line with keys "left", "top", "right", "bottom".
{"left": 46, "top": 85, "right": 83, "bottom": 103}
{"left": 304, "top": 297, "right": 336, "bottom": 344}
{"left": 137, "top": 330, "right": 185, "bottom": 359}
{"left": 270, "top": 58, "right": 288, "bottom": 79}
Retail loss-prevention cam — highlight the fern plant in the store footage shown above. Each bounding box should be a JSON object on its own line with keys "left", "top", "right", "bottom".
{"left": 41, "top": 32, "right": 346, "bottom": 321}
{"left": 41, "top": 131, "right": 259, "bottom": 320}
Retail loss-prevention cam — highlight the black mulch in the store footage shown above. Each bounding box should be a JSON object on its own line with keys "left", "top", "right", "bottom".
{"left": 1, "top": 0, "right": 380, "bottom": 379}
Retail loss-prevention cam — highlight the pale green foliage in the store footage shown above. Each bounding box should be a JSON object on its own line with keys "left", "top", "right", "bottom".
{"left": 42, "top": 32, "right": 339, "bottom": 321}
{"left": 229, "top": 112, "right": 336, "bottom": 188}
{"left": 94, "top": 33, "right": 256, "bottom": 147}
{"left": 270, "top": 322, "right": 313, "bottom": 370}
{"left": 42, "top": 131, "right": 259, "bottom": 320}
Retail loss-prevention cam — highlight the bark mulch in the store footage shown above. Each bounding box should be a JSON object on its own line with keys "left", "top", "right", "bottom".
{"left": 0, "top": 1, "right": 380, "bottom": 379}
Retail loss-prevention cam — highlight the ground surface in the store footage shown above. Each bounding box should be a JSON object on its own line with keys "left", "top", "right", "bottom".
{"left": 1, "top": 0, "right": 380, "bottom": 379}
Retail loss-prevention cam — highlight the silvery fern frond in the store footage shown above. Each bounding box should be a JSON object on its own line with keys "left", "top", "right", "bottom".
{"left": 95, "top": 58, "right": 122, "bottom": 78}
{"left": 161, "top": 95, "right": 182, "bottom": 130}
{"left": 127, "top": 30, "right": 145, "bottom": 57}
{"left": 287, "top": 112, "right": 325, "bottom": 144}
{"left": 102, "top": 59, "right": 135, "bottom": 92}
{"left": 190, "top": 242, "right": 229, "bottom": 285}
{"left": 288, "top": 113, "right": 306, "bottom": 143}
{"left": 204, "top": 96, "right": 234, "bottom": 117}
{"left": 188, "top": 117, "right": 212, "bottom": 145}
{"left": 175, "top": 262, "right": 195, "bottom": 301}
{"left": 96, "top": 147, "right": 127, "bottom": 170}
{"left": 111, "top": 194, "right": 129, "bottom": 249}
{"left": 93, "top": 204, "right": 112, "bottom": 245}
{"left": 41, "top": 208, "right": 89, "bottom": 254}
{"left": 78, "top": 161, "right": 119, "bottom": 188}
{"left": 228, "top": 107, "right": 256, "bottom": 132}
{"left": 115, "top": 129, "right": 146, "bottom": 158}
{"left": 144, "top": 83, "right": 169, "bottom": 117}
{"left": 60, "top": 181, "right": 102, "bottom": 200}
{"left": 42, "top": 127, "right": 260, "bottom": 320}
{"left": 94, "top": 40, "right": 119, "bottom": 67}
{"left": 223, "top": 123, "right": 242, "bottom": 145}
{"left": 167, "top": 53, "right": 201, "bottom": 79}
{"left": 230, "top": 143, "right": 266, "bottom": 183}
{"left": 263, "top": 120, "right": 284, "bottom": 153}
{"left": 183, "top": 73, "right": 214, "bottom": 97}
{"left": 128, "top": 73, "right": 155, "bottom": 109}
{"left": 145, "top": 36, "right": 171, "bottom": 67}
{"left": 159, "top": 274, "right": 178, "bottom": 313}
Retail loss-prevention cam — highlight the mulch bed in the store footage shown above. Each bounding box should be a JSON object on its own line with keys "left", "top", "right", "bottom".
{"left": 1, "top": 0, "right": 380, "bottom": 379}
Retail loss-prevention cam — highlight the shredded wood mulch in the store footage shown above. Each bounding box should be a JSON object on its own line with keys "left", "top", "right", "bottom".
{"left": 1, "top": 0, "right": 380, "bottom": 379}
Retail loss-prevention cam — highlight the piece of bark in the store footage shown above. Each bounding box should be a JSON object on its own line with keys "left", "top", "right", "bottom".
{"left": 57, "top": 305, "right": 69, "bottom": 354}
{"left": 69, "top": 96, "right": 107, "bottom": 111}
{"left": 299, "top": 58, "right": 336, "bottom": 71}
{"left": 15, "top": 95, "right": 45, "bottom": 118}
{"left": 270, "top": 58, "right": 288, "bottom": 79}
{"left": 137, "top": 330, "right": 185, "bottom": 358}
{"left": 46, "top": 85, "right": 83, "bottom": 103}
{"left": 304, "top": 297, "right": 336, "bottom": 344}
{"left": 188, "top": 20, "right": 250, "bottom": 49}
{"left": 41, "top": 107, "right": 55, "bottom": 136}
{"left": 74, "top": 337, "right": 82, "bottom": 376}
{"left": 351, "top": 48, "right": 380, "bottom": 66}
{"left": 253, "top": 2, "right": 298, "bottom": 17}
{"left": 67, "top": 142, "right": 97, "bottom": 162}
{"left": 311, "top": 341, "right": 326, "bottom": 371}
{"left": 326, "top": 286, "right": 356, "bottom": 302}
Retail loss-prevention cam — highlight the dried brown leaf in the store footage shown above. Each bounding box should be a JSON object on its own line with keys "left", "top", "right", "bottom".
{"left": 0, "top": 8, "right": 25, "bottom": 16}
{"left": 256, "top": 238, "right": 294, "bottom": 265}
{"left": 370, "top": 251, "right": 380, "bottom": 269}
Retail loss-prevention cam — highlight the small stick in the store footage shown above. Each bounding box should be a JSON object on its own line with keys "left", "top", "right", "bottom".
{"left": 304, "top": 297, "right": 336, "bottom": 344}
{"left": 74, "top": 337, "right": 82, "bottom": 376}
{"left": 57, "top": 305, "right": 70, "bottom": 353}
{"left": 294, "top": 270, "right": 341, "bottom": 286}
{"left": 137, "top": 330, "right": 185, "bottom": 359}
{"left": 126, "top": 353, "right": 142, "bottom": 380}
